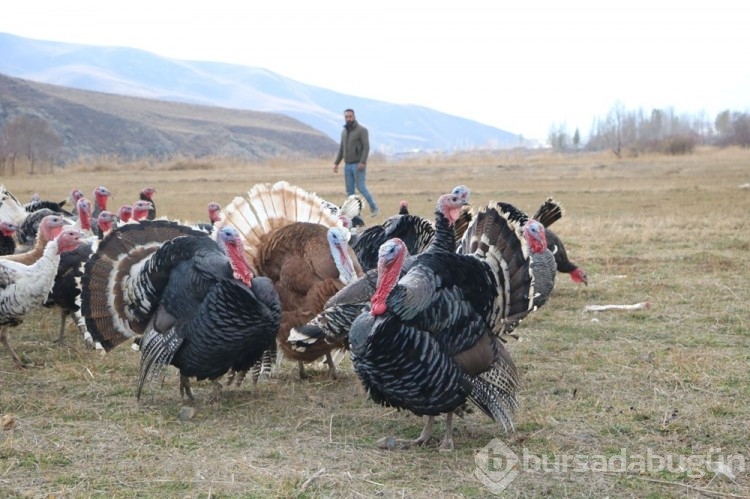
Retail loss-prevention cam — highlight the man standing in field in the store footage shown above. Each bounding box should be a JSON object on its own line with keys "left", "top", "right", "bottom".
{"left": 333, "top": 108, "right": 379, "bottom": 217}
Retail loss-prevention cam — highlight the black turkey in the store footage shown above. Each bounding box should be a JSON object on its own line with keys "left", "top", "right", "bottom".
{"left": 80, "top": 220, "right": 280, "bottom": 402}
{"left": 532, "top": 198, "right": 588, "bottom": 286}
{"left": 0, "top": 221, "right": 18, "bottom": 256}
{"left": 349, "top": 201, "right": 534, "bottom": 450}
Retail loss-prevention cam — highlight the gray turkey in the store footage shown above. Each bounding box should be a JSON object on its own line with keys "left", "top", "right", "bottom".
{"left": 494, "top": 202, "right": 557, "bottom": 310}
{"left": 215, "top": 181, "right": 362, "bottom": 380}
{"left": 80, "top": 221, "right": 281, "bottom": 402}
{"left": 0, "top": 221, "right": 18, "bottom": 256}
{"left": 349, "top": 200, "right": 534, "bottom": 450}
{"left": 1, "top": 229, "right": 85, "bottom": 368}
{"left": 532, "top": 198, "right": 588, "bottom": 286}
{"left": 288, "top": 190, "right": 472, "bottom": 358}
{"left": 91, "top": 186, "right": 112, "bottom": 218}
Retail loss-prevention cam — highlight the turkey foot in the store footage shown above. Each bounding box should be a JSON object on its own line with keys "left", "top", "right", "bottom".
{"left": 179, "top": 375, "right": 195, "bottom": 401}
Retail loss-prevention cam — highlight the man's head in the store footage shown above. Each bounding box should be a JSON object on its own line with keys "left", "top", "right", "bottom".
{"left": 344, "top": 108, "right": 356, "bottom": 125}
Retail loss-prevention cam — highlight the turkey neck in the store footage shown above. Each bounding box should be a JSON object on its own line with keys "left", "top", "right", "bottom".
{"left": 371, "top": 244, "right": 406, "bottom": 316}
{"left": 426, "top": 209, "right": 455, "bottom": 254}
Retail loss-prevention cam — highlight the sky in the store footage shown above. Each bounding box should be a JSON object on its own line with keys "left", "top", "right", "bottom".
{"left": 2, "top": 1, "right": 749, "bottom": 141}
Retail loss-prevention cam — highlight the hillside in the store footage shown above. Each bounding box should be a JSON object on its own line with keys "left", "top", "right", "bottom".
{"left": 0, "top": 32, "right": 522, "bottom": 152}
{"left": 0, "top": 72, "right": 338, "bottom": 163}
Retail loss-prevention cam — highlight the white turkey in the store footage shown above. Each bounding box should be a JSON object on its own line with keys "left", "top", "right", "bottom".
{"left": 80, "top": 221, "right": 281, "bottom": 403}
{"left": 1, "top": 229, "right": 85, "bottom": 368}
{"left": 215, "top": 181, "right": 363, "bottom": 380}
{"left": 348, "top": 201, "right": 535, "bottom": 450}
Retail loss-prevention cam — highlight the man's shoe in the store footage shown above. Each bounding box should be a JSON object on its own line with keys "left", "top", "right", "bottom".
{"left": 370, "top": 209, "right": 380, "bottom": 218}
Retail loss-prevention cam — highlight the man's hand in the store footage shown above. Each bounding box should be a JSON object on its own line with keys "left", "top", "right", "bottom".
{"left": 357, "top": 163, "right": 366, "bottom": 171}
{"left": 333, "top": 163, "right": 339, "bottom": 173}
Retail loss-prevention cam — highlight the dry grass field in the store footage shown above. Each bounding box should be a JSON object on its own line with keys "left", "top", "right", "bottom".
{"left": 1, "top": 147, "right": 749, "bottom": 498}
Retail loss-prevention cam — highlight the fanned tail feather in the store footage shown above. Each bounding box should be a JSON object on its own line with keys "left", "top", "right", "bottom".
{"left": 80, "top": 220, "right": 207, "bottom": 351}
{"left": 339, "top": 194, "right": 365, "bottom": 220}
{"left": 466, "top": 338, "right": 519, "bottom": 431}
{"left": 532, "top": 197, "right": 564, "bottom": 228}
{"left": 219, "top": 181, "right": 341, "bottom": 269}
{"left": 459, "top": 203, "right": 535, "bottom": 337}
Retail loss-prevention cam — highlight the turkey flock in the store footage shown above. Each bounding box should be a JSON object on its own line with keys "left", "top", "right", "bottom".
{"left": 0, "top": 180, "right": 588, "bottom": 451}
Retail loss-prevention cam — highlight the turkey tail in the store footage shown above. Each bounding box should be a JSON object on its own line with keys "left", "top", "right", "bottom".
{"left": 464, "top": 338, "right": 519, "bottom": 431}
{"left": 219, "top": 181, "right": 341, "bottom": 269}
{"left": 339, "top": 194, "right": 365, "bottom": 220}
{"left": 80, "top": 220, "right": 208, "bottom": 351}
{"left": 496, "top": 202, "right": 529, "bottom": 226}
{"left": 532, "top": 197, "right": 564, "bottom": 228}
{"left": 136, "top": 327, "right": 184, "bottom": 400}
{"left": 459, "top": 203, "right": 535, "bottom": 337}
{"left": 453, "top": 206, "right": 473, "bottom": 245}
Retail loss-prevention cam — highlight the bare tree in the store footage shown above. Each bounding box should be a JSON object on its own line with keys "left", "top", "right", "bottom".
{"left": 605, "top": 102, "right": 625, "bottom": 158}
{"left": 2, "top": 114, "right": 61, "bottom": 174}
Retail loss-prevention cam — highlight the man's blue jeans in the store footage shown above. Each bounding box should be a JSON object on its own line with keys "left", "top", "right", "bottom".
{"left": 344, "top": 162, "right": 378, "bottom": 213}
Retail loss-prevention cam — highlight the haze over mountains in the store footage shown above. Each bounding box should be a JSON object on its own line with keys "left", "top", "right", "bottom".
{"left": 0, "top": 32, "right": 522, "bottom": 155}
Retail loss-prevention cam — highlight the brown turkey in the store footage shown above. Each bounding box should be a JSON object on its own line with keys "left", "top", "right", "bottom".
{"left": 216, "top": 181, "right": 363, "bottom": 381}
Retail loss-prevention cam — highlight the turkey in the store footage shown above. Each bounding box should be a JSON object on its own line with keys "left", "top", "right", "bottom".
{"left": 495, "top": 202, "right": 557, "bottom": 311}
{"left": 215, "top": 180, "right": 363, "bottom": 380}
{"left": 0, "top": 221, "right": 19, "bottom": 256}
{"left": 117, "top": 204, "right": 133, "bottom": 223}
{"left": 193, "top": 202, "right": 223, "bottom": 233}
{"left": 0, "top": 184, "right": 29, "bottom": 226}
{"left": 531, "top": 198, "right": 588, "bottom": 286}
{"left": 289, "top": 189, "right": 472, "bottom": 351}
{"left": 0, "top": 215, "right": 70, "bottom": 266}
{"left": 352, "top": 185, "right": 472, "bottom": 272}
{"left": 45, "top": 211, "right": 118, "bottom": 346}
{"left": 1, "top": 230, "right": 85, "bottom": 368}
{"left": 80, "top": 220, "right": 281, "bottom": 402}
{"left": 398, "top": 200, "right": 409, "bottom": 215}
{"left": 24, "top": 196, "right": 73, "bottom": 217}
{"left": 139, "top": 187, "right": 157, "bottom": 220}
{"left": 91, "top": 186, "right": 112, "bottom": 218}
{"left": 14, "top": 208, "right": 61, "bottom": 252}
{"left": 131, "top": 200, "right": 154, "bottom": 222}
{"left": 349, "top": 200, "right": 534, "bottom": 450}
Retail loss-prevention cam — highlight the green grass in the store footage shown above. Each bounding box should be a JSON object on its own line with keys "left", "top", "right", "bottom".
{"left": 1, "top": 147, "right": 749, "bottom": 497}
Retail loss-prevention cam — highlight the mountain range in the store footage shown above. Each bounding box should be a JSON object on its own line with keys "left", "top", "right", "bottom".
{"left": 0, "top": 32, "right": 521, "bottom": 155}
